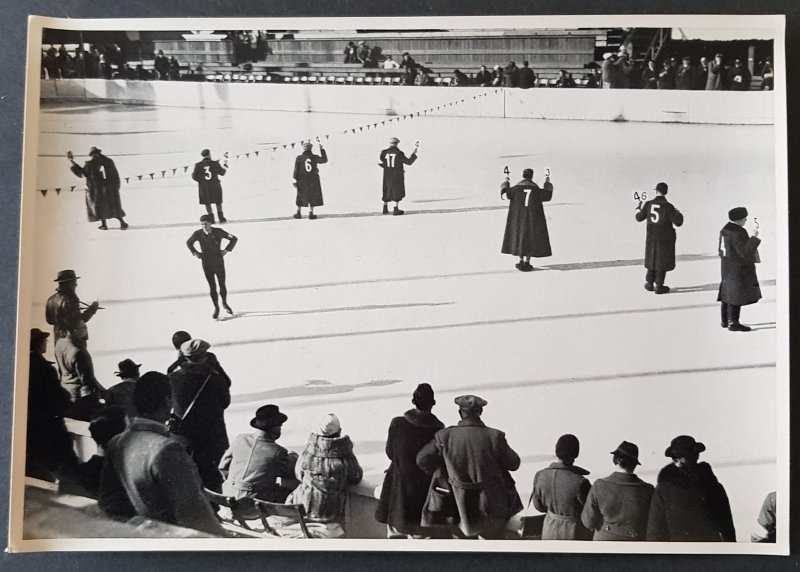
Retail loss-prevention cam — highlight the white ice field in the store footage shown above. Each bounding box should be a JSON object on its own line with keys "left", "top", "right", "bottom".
{"left": 27, "top": 100, "right": 778, "bottom": 539}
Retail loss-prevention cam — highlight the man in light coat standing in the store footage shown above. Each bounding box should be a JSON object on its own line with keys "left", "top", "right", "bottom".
{"left": 416, "top": 394, "right": 522, "bottom": 539}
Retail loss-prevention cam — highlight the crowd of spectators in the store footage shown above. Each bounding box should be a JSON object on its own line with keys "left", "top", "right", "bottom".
{"left": 26, "top": 293, "right": 777, "bottom": 541}
{"left": 42, "top": 44, "right": 189, "bottom": 81}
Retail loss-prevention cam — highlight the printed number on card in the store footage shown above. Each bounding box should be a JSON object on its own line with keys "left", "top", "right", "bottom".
{"left": 649, "top": 204, "right": 661, "bottom": 223}
{"left": 204, "top": 165, "right": 212, "bottom": 180}
{"left": 385, "top": 154, "right": 397, "bottom": 168}
{"left": 305, "top": 158, "right": 313, "bottom": 172}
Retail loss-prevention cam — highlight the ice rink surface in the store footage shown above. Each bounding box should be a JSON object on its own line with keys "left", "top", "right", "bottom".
{"left": 28, "top": 100, "right": 778, "bottom": 538}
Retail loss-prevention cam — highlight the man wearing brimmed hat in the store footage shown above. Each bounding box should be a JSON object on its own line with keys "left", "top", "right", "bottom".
{"left": 26, "top": 327, "right": 78, "bottom": 481}
{"left": 379, "top": 137, "right": 419, "bottom": 215}
{"left": 581, "top": 441, "right": 654, "bottom": 541}
{"left": 105, "top": 358, "right": 141, "bottom": 418}
{"left": 635, "top": 182, "right": 684, "bottom": 294}
{"left": 67, "top": 146, "right": 128, "bottom": 230}
{"left": 376, "top": 383, "right": 445, "bottom": 538}
{"left": 675, "top": 56, "right": 697, "bottom": 90}
{"left": 192, "top": 148, "right": 228, "bottom": 223}
{"left": 187, "top": 214, "right": 238, "bottom": 319}
{"left": 417, "top": 394, "right": 522, "bottom": 539}
{"left": 220, "top": 404, "right": 299, "bottom": 514}
{"left": 168, "top": 339, "right": 231, "bottom": 492}
{"left": 292, "top": 140, "right": 328, "bottom": 220}
{"left": 647, "top": 435, "right": 735, "bottom": 542}
{"left": 45, "top": 269, "right": 100, "bottom": 341}
{"left": 717, "top": 206, "right": 761, "bottom": 331}
{"left": 532, "top": 434, "right": 592, "bottom": 540}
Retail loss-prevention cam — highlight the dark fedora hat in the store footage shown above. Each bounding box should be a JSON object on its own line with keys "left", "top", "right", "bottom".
{"left": 54, "top": 269, "right": 80, "bottom": 282}
{"left": 89, "top": 146, "right": 102, "bottom": 156}
{"left": 665, "top": 435, "right": 706, "bottom": 458}
{"left": 250, "top": 404, "right": 288, "bottom": 430}
{"left": 728, "top": 207, "right": 748, "bottom": 221}
{"left": 115, "top": 358, "right": 142, "bottom": 377}
{"left": 610, "top": 441, "right": 641, "bottom": 465}
{"left": 30, "top": 328, "right": 50, "bottom": 350}
{"left": 654, "top": 182, "right": 668, "bottom": 194}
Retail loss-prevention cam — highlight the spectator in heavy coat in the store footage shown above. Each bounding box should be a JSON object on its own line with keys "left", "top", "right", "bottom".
{"left": 401, "top": 52, "right": 417, "bottom": 84}
{"left": 219, "top": 404, "right": 299, "bottom": 518}
{"left": 601, "top": 53, "right": 615, "bottom": 88}
{"left": 475, "top": 65, "right": 493, "bottom": 87}
{"left": 695, "top": 57, "right": 709, "bottom": 90}
{"left": 54, "top": 321, "right": 106, "bottom": 421}
{"left": 26, "top": 328, "right": 78, "bottom": 481}
{"left": 379, "top": 137, "right": 418, "bottom": 215}
{"left": 518, "top": 61, "right": 536, "bottom": 89}
{"left": 760, "top": 57, "right": 774, "bottom": 90}
{"left": 641, "top": 60, "right": 658, "bottom": 89}
{"left": 99, "top": 372, "right": 224, "bottom": 535}
{"left": 416, "top": 395, "right": 522, "bottom": 539}
{"left": 501, "top": 168, "right": 553, "bottom": 272}
{"left": 613, "top": 48, "right": 631, "bottom": 88}
{"left": 292, "top": 141, "right": 328, "bottom": 220}
{"left": 192, "top": 148, "right": 228, "bottom": 223}
{"left": 68, "top": 147, "right": 128, "bottom": 230}
{"left": 491, "top": 64, "right": 504, "bottom": 87}
{"left": 675, "top": 56, "right": 696, "bottom": 90}
{"left": 375, "top": 383, "right": 445, "bottom": 538}
{"left": 657, "top": 60, "right": 676, "bottom": 90}
{"left": 728, "top": 58, "right": 752, "bottom": 91}
{"left": 503, "top": 61, "right": 519, "bottom": 87}
{"left": 635, "top": 182, "right": 684, "bottom": 294}
{"left": 105, "top": 358, "right": 140, "bottom": 418}
{"left": 532, "top": 434, "right": 593, "bottom": 540}
{"left": 706, "top": 53, "right": 726, "bottom": 90}
{"left": 581, "top": 441, "right": 654, "bottom": 541}
{"left": 646, "top": 436, "right": 736, "bottom": 542}
{"left": 718, "top": 207, "right": 761, "bottom": 332}
{"left": 287, "top": 413, "right": 363, "bottom": 537}
{"left": 168, "top": 339, "right": 231, "bottom": 492}
{"left": 45, "top": 269, "right": 99, "bottom": 342}
{"left": 167, "top": 330, "right": 232, "bottom": 384}
{"left": 753, "top": 491, "right": 776, "bottom": 543}
{"left": 154, "top": 50, "right": 170, "bottom": 80}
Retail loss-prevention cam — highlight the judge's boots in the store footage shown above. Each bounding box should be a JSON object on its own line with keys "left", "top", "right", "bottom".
{"left": 382, "top": 204, "right": 389, "bottom": 215}
{"left": 655, "top": 285, "right": 670, "bottom": 294}
{"left": 728, "top": 323, "right": 752, "bottom": 332}
{"left": 217, "top": 210, "right": 227, "bottom": 223}
{"left": 393, "top": 207, "right": 404, "bottom": 216}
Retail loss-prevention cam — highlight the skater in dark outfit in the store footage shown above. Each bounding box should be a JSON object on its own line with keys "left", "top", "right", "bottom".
{"left": 186, "top": 215, "right": 238, "bottom": 319}
{"left": 718, "top": 207, "right": 761, "bottom": 332}
{"left": 635, "top": 182, "right": 684, "bottom": 294}
{"left": 68, "top": 147, "right": 128, "bottom": 230}
{"left": 379, "top": 137, "right": 418, "bottom": 215}
{"left": 292, "top": 140, "right": 328, "bottom": 220}
{"left": 192, "top": 149, "right": 228, "bottom": 223}
{"left": 501, "top": 168, "right": 553, "bottom": 271}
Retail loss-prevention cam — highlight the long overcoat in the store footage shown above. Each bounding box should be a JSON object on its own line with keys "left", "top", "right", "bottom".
{"left": 71, "top": 154, "right": 125, "bottom": 221}
{"left": 706, "top": 61, "right": 725, "bottom": 90}
{"left": 532, "top": 461, "right": 593, "bottom": 540}
{"left": 192, "top": 158, "right": 227, "bottom": 205}
{"left": 380, "top": 146, "right": 417, "bottom": 202}
{"left": 375, "top": 409, "right": 444, "bottom": 534}
{"left": 580, "top": 472, "right": 654, "bottom": 541}
{"left": 646, "top": 462, "right": 736, "bottom": 542}
{"left": 635, "top": 196, "right": 683, "bottom": 272}
{"left": 286, "top": 432, "right": 363, "bottom": 523}
{"left": 717, "top": 222, "right": 762, "bottom": 306}
{"left": 293, "top": 149, "right": 328, "bottom": 207}
{"left": 501, "top": 178, "right": 553, "bottom": 258}
{"left": 416, "top": 417, "right": 523, "bottom": 538}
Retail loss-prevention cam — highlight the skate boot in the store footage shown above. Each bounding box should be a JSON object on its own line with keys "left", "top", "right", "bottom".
{"left": 654, "top": 285, "right": 670, "bottom": 294}
{"left": 212, "top": 307, "right": 220, "bottom": 320}
{"left": 644, "top": 282, "right": 654, "bottom": 292}
{"left": 293, "top": 212, "right": 302, "bottom": 219}
{"left": 309, "top": 213, "right": 318, "bottom": 220}
{"left": 728, "top": 323, "right": 751, "bottom": 332}
{"left": 393, "top": 207, "right": 404, "bottom": 216}
{"left": 223, "top": 302, "right": 233, "bottom": 315}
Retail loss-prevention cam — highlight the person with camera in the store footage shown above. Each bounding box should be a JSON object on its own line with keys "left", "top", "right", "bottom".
{"left": 168, "top": 339, "right": 231, "bottom": 492}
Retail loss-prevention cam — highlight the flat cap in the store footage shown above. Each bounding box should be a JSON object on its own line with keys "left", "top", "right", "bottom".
{"left": 454, "top": 395, "right": 488, "bottom": 409}
{"left": 180, "top": 339, "right": 210, "bottom": 357}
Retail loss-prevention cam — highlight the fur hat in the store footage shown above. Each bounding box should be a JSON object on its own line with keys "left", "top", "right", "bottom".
{"left": 728, "top": 207, "right": 748, "bottom": 221}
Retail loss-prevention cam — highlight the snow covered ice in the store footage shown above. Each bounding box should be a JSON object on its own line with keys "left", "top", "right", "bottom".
{"left": 29, "top": 101, "right": 777, "bottom": 538}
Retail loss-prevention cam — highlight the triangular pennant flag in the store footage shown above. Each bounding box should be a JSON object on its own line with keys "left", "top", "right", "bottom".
{"left": 235, "top": 155, "right": 240, "bottom": 160}
{"left": 325, "top": 134, "right": 330, "bottom": 140}
{"left": 161, "top": 171, "right": 166, "bottom": 178}
{"left": 55, "top": 188, "right": 61, "bottom": 195}
{"left": 172, "top": 168, "right": 177, "bottom": 176}
{"left": 40, "top": 189, "right": 47, "bottom": 197}
{"left": 246, "top": 153, "right": 250, "bottom": 159}
{"left": 254, "top": 151, "right": 259, "bottom": 157}
{"left": 138, "top": 175, "right": 143, "bottom": 181}
{"left": 283, "top": 144, "right": 287, "bottom": 149}
{"left": 124, "top": 177, "right": 130, "bottom": 184}
{"left": 148, "top": 173, "right": 154, "bottom": 180}
{"left": 291, "top": 143, "right": 295, "bottom": 149}
{"left": 272, "top": 147, "right": 277, "bottom": 151}
{"left": 224, "top": 152, "right": 229, "bottom": 159}
{"left": 373, "top": 123, "right": 377, "bottom": 128}
{"left": 70, "top": 186, "right": 76, "bottom": 192}
{"left": 184, "top": 166, "right": 189, "bottom": 173}
{"left": 366, "top": 125, "right": 370, "bottom": 130}
{"left": 359, "top": 127, "right": 363, "bottom": 132}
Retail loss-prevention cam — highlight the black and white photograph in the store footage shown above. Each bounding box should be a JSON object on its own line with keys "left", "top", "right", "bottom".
{"left": 8, "top": 14, "right": 789, "bottom": 554}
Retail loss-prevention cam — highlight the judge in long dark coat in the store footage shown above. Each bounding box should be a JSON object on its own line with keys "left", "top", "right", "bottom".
{"left": 68, "top": 147, "right": 128, "bottom": 230}
{"left": 375, "top": 383, "right": 444, "bottom": 538}
{"left": 192, "top": 148, "right": 228, "bottom": 223}
{"left": 292, "top": 141, "right": 328, "bottom": 220}
{"left": 379, "top": 137, "right": 418, "bottom": 215}
{"left": 718, "top": 206, "right": 761, "bottom": 332}
{"left": 501, "top": 168, "right": 553, "bottom": 272}
{"left": 635, "top": 182, "right": 684, "bottom": 294}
